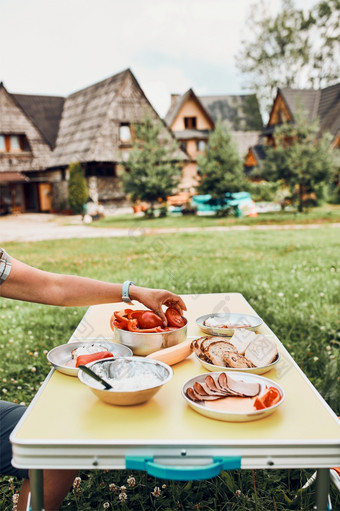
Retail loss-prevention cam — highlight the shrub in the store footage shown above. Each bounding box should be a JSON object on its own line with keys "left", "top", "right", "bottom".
{"left": 68, "top": 162, "right": 89, "bottom": 214}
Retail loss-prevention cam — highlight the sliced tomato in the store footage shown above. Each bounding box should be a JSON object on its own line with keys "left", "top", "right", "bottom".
{"left": 165, "top": 308, "right": 186, "bottom": 328}
{"left": 262, "top": 387, "right": 281, "bottom": 407}
{"left": 253, "top": 397, "right": 266, "bottom": 410}
{"left": 76, "top": 351, "right": 113, "bottom": 367}
{"left": 137, "top": 311, "right": 163, "bottom": 329}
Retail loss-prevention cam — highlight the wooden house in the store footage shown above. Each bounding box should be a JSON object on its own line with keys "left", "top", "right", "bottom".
{"left": 1, "top": 69, "right": 185, "bottom": 213}
{"left": 0, "top": 82, "right": 64, "bottom": 213}
{"left": 164, "top": 88, "right": 263, "bottom": 191}
{"left": 245, "top": 83, "right": 340, "bottom": 172}
{"left": 49, "top": 68, "right": 185, "bottom": 210}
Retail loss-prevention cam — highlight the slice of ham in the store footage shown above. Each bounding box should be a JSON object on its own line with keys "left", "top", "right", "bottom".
{"left": 193, "top": 381, "right": 227, "bottom": 397}
{"left": 186, "top": 373, "right": 261, "bottom": 403}
{"left": 225, "top": 373, "right": 260, "bottom": 397}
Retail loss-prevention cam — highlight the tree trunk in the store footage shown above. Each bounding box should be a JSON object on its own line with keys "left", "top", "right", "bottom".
{"left": 298, "top": 183, "right": 304, "bottom": 212}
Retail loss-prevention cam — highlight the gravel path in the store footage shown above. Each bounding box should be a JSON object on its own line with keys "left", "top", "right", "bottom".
{"left": 0, "top": 213, "right": 339, "bottom": 243}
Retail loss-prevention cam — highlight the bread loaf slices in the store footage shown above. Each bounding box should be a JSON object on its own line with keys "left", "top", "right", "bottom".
{"left": 245, "top": 335, "right": 278, "bottom": 367}
{"left": 207, "top": 341, "right": 238, "bottom": 367}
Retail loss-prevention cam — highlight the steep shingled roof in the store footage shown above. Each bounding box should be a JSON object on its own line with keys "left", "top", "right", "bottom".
{"left": 49, "top": 68, "right": 186, "bottom": 168}
{"left": 279, "top": 83, "right": 340, "bottom": 139}
{"left": 200, "top": 94, "right": 263, "bottom": 131}
{"left": 12, "top": 93, "right": 64, "bottom": 149}
{"left": 49, "top": 69, "right": 129, "bottom": 167}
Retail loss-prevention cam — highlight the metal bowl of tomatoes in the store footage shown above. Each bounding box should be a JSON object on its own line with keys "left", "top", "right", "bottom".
{"left": 111, "top": 308, "right": 188, "bottom": 356}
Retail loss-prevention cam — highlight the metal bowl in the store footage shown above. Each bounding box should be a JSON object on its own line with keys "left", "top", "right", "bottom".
{"left": 114, "top": 322, "right": 187, "bottom": 356}
{"left": 47, "top": 340, "right": 133, "bottom": 377}
{"left": 78, "top": 357, "right": 173, "bottom": 406}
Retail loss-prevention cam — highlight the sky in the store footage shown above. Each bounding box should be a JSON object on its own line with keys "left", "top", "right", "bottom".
{"left": 0, "top": 0, "right": 318, "bottom": 118}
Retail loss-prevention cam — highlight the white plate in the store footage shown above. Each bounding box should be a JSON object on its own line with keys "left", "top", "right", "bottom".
{"left": 47, "top": 341, "right": 133, "bottom": 376}
{"left": 195, "top": 352, "right": 280, "bottom": 375}
{"left": 196, "top": 313, "right": 263, "bottom": 336}
{"left": 182, "top": 371, "right": 285, "bottom": 422}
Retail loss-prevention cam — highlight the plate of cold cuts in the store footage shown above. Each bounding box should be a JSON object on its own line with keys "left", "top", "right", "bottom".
{"left": 47, "top": 340, "right": 133, "bottom": 376}
{"left": 196, "top": 312, "right": 263, "bottom": 336}
{"left": 191, "top": 330, "right": 279, "bottom": 375}
{"left": 182, "top": 371, "right": 285, "bottom": 422}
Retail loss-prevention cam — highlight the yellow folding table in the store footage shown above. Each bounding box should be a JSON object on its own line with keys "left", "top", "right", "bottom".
{"left": 11, "top": 294, "right": 340, "bottom": 511}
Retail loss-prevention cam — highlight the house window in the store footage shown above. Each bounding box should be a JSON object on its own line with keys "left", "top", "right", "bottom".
{"left": 184, "top": 117, "right": 197, "bottom": 129}
{"left": 9, "top": 135, "right": 20, "bottom": 151}
{"left": 197, "top": 140, "right": 206, "bottom": 151}
{"left": 0, "top": 134, "right": 30, "bottom": 152}
{"left": 119, "top": 123, "right": 131, "bottom": 142}
{"left": 180, "top": 141, "right": 187, "bottom": 152}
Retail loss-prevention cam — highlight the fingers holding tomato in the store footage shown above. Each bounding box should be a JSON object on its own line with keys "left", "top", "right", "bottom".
{"left": 165, "top": 307, "right": 187, "bottom": 328}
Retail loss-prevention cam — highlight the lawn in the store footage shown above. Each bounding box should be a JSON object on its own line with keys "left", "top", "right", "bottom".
{"left": 0, "top": 226, "right": 339, "bottom": 510}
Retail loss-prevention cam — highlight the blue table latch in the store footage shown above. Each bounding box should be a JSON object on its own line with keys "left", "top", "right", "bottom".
{"left": 125, "top": 455, "right": 241, "bottom": 481}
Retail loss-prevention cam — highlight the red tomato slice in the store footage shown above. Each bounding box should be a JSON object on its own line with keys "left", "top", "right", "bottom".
{"left": 165, "top": 308, "right": 186, "bottom": 328}
{"left": 76, "top": 351, "right": 113, "bottom": 367}
{"left": 137, "top": 311, "right": 163, "bottom": 329}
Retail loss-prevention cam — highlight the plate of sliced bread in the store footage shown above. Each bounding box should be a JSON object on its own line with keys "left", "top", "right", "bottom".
{"left": 191, "top": 329, "right": 279, "bottom": 375}
{"left": 196, "top": 312, "right": 263, "bottom": 336}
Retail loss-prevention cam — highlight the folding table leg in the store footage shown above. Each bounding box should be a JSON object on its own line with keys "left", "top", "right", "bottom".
{"left": 29, "top": 469, "right": 44, "bottom": 511}
{"left": 315, "top": 468, "right": 330, "bottom": 511}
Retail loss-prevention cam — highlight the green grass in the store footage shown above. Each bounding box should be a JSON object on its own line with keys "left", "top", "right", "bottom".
{"left": 88, "top": 204, "right": 340, "bottom": 229}
{"left": 1, "top": 226, "right": 339, "bottom": 510}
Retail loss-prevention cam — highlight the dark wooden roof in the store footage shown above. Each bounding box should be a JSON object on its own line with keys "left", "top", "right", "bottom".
{"left": 278, "top": 83, "right": 340, "bottom": 139}
{"left": 49, "top": 68, "right": 186, "bottom": 168}
{"left": 200, "top": 94, "right": 263, "bottom": 131}
{"left": 12, "top": 93, "right": 64, "bottom": 149}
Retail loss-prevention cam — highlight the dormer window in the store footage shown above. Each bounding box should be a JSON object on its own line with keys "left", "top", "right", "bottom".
{"left": 184, "top": 117, "right": 197, "bottom": 129}
{"left": 119, "top": 123, "right": 131, "bottom": 143}
{"left": 0, "top": 134, "right": 30, "bottom": 152}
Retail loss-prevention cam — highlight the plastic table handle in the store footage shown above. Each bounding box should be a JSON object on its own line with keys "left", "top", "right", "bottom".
{"left": 126, "top": 455, "right": 241, "bottom": 481}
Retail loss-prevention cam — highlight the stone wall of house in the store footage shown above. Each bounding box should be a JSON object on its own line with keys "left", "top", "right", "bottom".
{"left": 52, "top": 180, "right": 69, "bottom": 211}
{"left": 91, "top": 175, "right": 128, "bottom": 205}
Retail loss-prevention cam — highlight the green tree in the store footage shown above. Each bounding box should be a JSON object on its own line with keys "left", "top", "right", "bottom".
{"left": 197, "top": 120, "right": 245, "bottom": 214}
{"left": 257, "top": 116, "right": 337, "bottom": 212}
{"left": 236, "top": 0, "right": 340, "bottom": 115}
{"left": 68, "top": 161, "right": 88, "bottom": 214}
{"left": 120, "top": 115, "right": 181, "bottom": 216}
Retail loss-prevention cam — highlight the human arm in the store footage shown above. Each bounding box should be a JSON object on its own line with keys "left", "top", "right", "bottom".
{"left": 0, "top": 255, "right": 186, "bottom": 324}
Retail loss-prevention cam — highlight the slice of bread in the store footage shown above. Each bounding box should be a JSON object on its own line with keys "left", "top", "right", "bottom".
{"left": 201, "top": 336, "right": 225, "bottom": 352}
{"left": 207, "top": 341, "right": 237, "bottom": 367}
{"left": 228, "top": 329, "right": 257, "bottom": 355}
{"left": 245, "top": 335, "right": 278, "bottom": 367}
{"left": 223, "top": 352, "right": 255, "bottom": 368}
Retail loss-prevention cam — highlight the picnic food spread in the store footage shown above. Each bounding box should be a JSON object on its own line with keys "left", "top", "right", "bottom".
{"left": 110, "top": 307, "right": 187, "bottom": 333}
{"left": 48, "top": 305, "right": 283, "bottom": 418}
